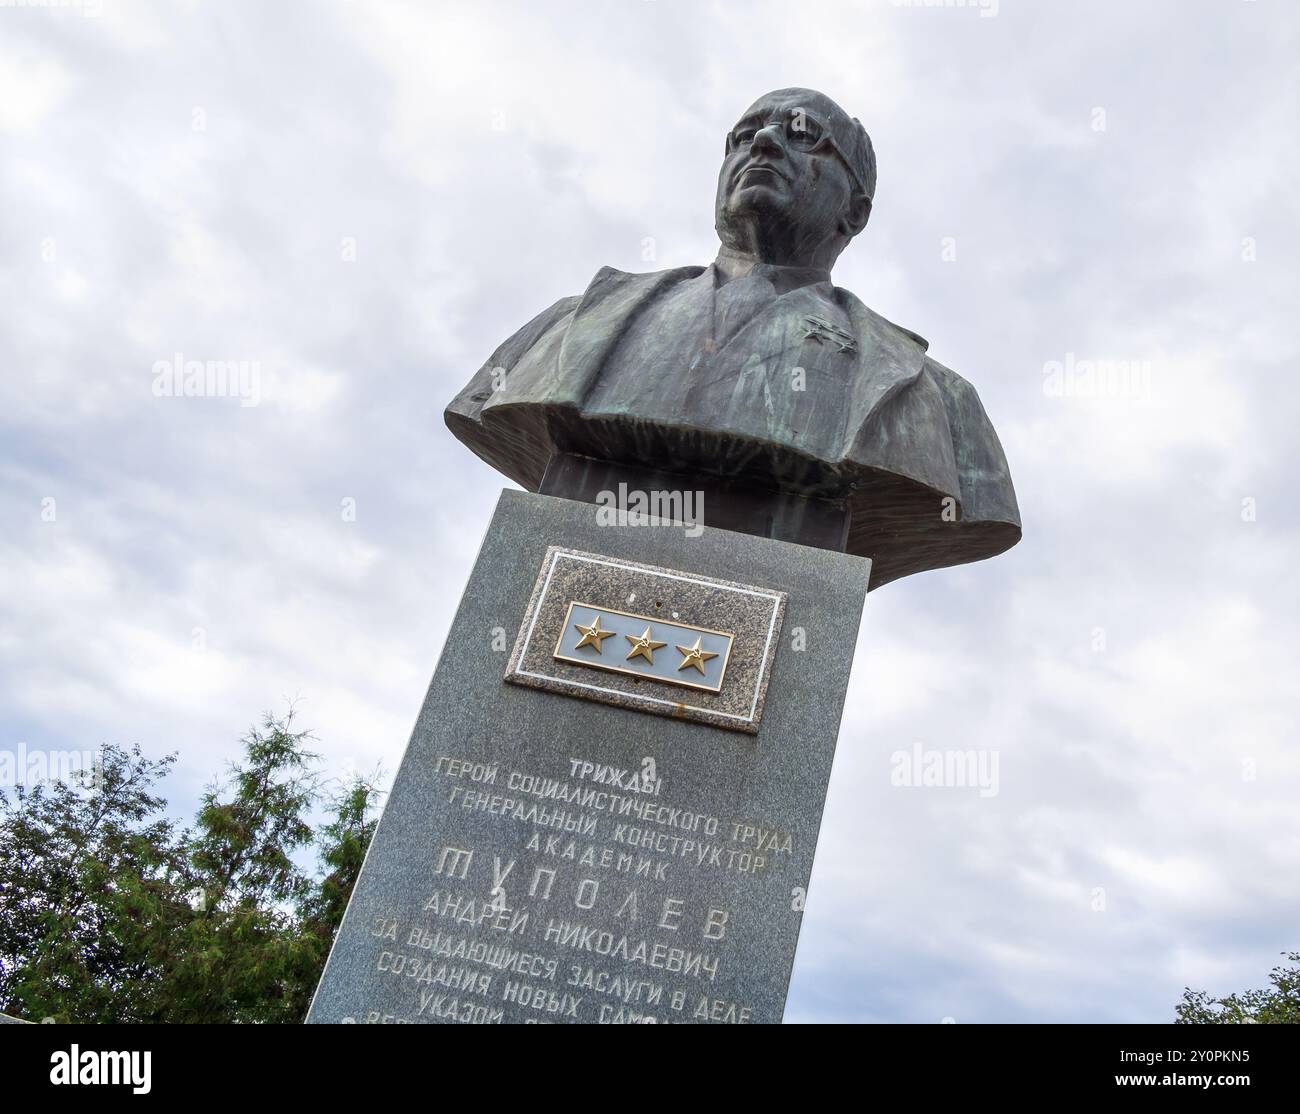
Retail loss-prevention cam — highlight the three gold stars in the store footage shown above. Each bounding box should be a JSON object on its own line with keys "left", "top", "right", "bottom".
{"left": 676, "top": 636, "right": 719, "bottom": 675}
{"left": 573, "top": 614, "right": 616, "bottom": 653}
{"left": 561, "top": 603, "right": 733, "bottom": 691}
{"left": 625, "top": 626, "right": 667, "bottom": 664}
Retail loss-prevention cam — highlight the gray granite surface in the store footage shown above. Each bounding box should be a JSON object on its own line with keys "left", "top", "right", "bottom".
{"left": 307, "top": 489, "right": 870, "bottom": 1024}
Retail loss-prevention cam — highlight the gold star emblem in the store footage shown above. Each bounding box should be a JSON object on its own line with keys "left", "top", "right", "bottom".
{"left": 676, "top": 636, "right": 719, "bottom": 675}
{"left": 801, "top": 313, "right": 857, "bottom": 354}
{"left": 573, "top": 614, "right": 616, "bottom": 653}
{"left": 624, "top": 626, "right": 666, "bottom": 664}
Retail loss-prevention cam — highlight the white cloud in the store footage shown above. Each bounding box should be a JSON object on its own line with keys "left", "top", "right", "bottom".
{"left": 2, "top": 0, "right": 1296, "bottom": 1024}
{"left": 0, "top": 48, "right": 70, "bottom": 133}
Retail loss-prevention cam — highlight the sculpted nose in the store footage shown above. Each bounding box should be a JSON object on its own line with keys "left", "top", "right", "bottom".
{"left": 751, "top": 122, "right": 785, "bottom": 160}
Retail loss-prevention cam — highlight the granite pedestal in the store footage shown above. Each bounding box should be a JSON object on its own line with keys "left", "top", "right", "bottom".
{"left": 307, "top": 489, "right": 870, "bottom": 1024}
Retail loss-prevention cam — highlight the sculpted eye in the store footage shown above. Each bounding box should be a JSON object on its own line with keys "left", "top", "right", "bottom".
{"left": 731, "top": 127, "right": 757, "bottom": 148}
{"left": 786, "top": 113, "right": 823, "bottom": 150}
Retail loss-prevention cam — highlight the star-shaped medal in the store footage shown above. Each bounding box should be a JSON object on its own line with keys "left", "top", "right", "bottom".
{"left": 573, "top": 614, "right": 616, "bottom": 653}
{"left": 801, "top": 314, "right": 857, "bottom": 354}
{"left": 676, "top": 636, "right": 719, "bottom": 675}
{"left": 625, "top": 626, "right": 667, "bottom": 664}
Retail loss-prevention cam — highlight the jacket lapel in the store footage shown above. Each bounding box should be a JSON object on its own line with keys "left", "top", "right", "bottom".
{"left": 555, "top": 265, "right": 704, "bottom": 406}
{"left": 839, "top": 289, "right": 931, "bottom": 438}
{"left": 541, "top": 266, "right": 932, "bottom": 453}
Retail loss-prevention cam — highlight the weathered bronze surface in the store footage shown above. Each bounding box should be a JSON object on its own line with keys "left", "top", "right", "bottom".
{"left": 447, "top": 88, "right": 1020, "bottom": 588}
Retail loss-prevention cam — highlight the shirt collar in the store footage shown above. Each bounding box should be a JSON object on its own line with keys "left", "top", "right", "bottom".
{"left": 713, "top": 248, "right": 833, "bottom": 295}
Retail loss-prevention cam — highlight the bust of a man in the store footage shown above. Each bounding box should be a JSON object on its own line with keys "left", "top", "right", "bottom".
{"left": 447, "top": 88, "right": 1020, "bottom": 588}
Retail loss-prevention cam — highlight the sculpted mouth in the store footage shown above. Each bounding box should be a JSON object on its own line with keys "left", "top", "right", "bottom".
{"left": 738, "top": 164, "right": 785, "bottom": 183}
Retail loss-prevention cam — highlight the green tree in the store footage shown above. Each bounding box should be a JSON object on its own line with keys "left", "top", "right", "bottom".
{"left": 0, "top": 746, "right": 190, "bottom": 1023}
{"left": 300, "top": 776, "right": 380, "bottom": 946}
{"left": 164, "top": 709, "right": 324, "bottom": 1024}
{"left": 0, "top": 711, "right": 379, "bottom": 1023}
{"left": 1175, "top": 952, "right": 1300, "bottom": 1024}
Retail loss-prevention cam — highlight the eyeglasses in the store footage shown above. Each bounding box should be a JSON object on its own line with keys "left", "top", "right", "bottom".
{"left": 725, "top": 107, "right": 867, "bottom": 195}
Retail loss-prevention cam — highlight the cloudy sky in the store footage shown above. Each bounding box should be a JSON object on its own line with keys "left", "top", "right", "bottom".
{"left": 3, "top": 0, "right": 1297, "bottom": 1023}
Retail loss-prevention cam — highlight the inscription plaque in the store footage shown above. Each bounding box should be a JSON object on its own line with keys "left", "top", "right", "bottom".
{"left": 505, "top": 547, "right": 785, "bottom": 733}
{"left": 307, "top": 490, "right": 871, "bottom": 1024}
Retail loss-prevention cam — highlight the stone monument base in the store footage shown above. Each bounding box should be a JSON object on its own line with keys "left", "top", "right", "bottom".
{"left": 308, "top": 489, "right": 870, "bottom": 1024}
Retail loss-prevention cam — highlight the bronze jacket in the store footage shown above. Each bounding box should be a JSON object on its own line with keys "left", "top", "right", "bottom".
{"left": 447, "top": 265, "right": 1020, "bottom": 588}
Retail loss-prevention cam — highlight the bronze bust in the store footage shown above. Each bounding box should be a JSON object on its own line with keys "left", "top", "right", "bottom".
{"left": 447, "top": 88, "right": 1020, "bottom": 589}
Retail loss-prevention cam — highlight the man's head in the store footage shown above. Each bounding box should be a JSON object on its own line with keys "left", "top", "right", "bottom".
{"left": 715, "top": 88, "right": 875, "bottom": 272}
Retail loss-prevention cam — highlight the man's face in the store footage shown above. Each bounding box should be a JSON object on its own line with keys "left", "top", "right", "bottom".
{"left": 714, "top": 92, "right": 861, "bottom": 264}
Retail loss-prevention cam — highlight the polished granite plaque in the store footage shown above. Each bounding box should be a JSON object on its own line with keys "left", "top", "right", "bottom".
{"left": 505, "top": 547, "right": 786, "bottom": 733}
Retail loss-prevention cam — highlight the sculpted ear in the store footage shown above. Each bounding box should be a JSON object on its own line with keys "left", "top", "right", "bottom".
{"left": 840, "top": 194, "right": 871, "bottom": 238}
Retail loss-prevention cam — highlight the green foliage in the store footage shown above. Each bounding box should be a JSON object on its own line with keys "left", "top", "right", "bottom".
{"left": 0, "top": 711, "right": 380, "bottom": 1024}
{"left": 1175, "top": 953, "right": 1300, "bottom": 1024}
